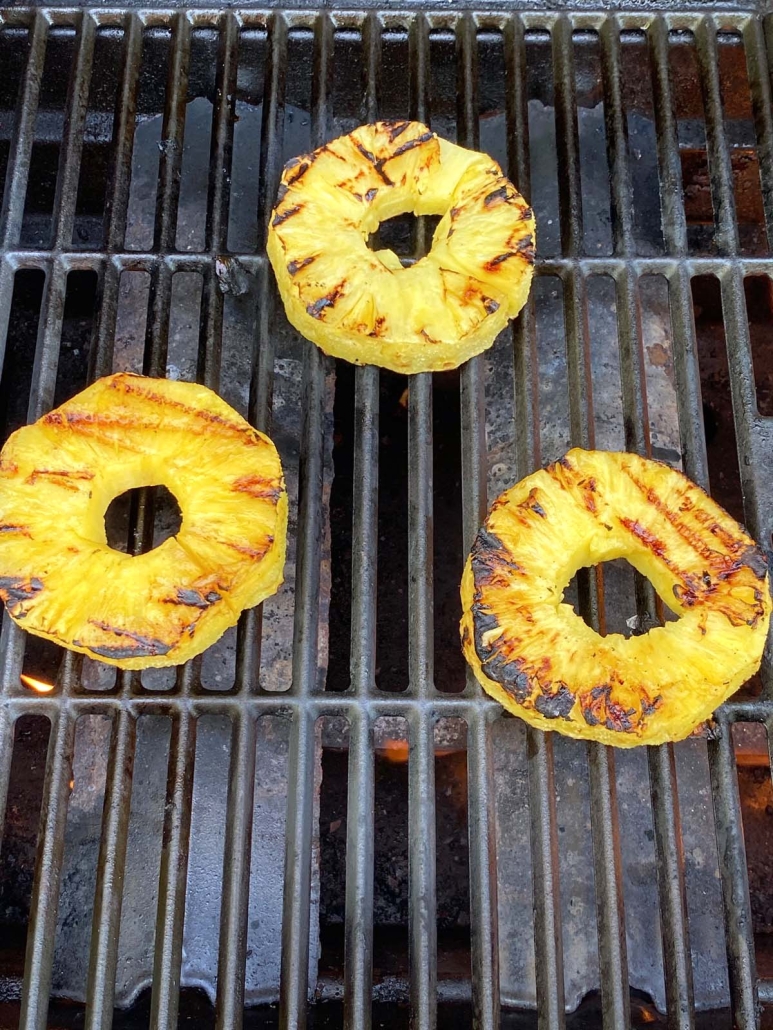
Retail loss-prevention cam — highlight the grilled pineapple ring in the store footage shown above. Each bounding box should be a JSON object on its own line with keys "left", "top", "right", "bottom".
{"left": 0, "top": 374, "right": 287, "bottom": 670}
{"left": 267, "top": 120, "right": 535, "bottom": 374}
{"left": 461, "top": 449, "right": 771, "bottom": 747}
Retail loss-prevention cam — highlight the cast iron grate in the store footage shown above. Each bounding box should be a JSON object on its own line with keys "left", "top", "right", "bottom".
{"left": 0, "top": 5, "right": 773, "bottom": 1029}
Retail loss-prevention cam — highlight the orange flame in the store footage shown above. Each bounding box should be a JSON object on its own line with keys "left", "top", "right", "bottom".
{"left": 381, "top": 738, "right": 410, "bottom": 764}
{"left": 20, "top": 674, "right": 55, "bottom": 694}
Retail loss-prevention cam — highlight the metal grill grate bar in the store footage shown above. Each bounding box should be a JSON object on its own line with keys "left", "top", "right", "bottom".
{"left": 84, "top": 711, "right": 136, "bottom": 1030}
{"left": 348, "top": 13, "right": 380, "bottom": 700}
{"left": 215, "top": 711, "right": 258, "bottom": 1030}
{"left": 600, "top": 18, "right": 635, "bottom": 258}
{"left": 28, "top": 14, "right": 94, "bottom": 425}
{"left": 648, "top": 745, "right": 695, "bottom": 1028}
{"left": 742, "top": 16, "right": 773, "bottom": 247}
{"left": 343, "top": 708, "right": 375, "bottom": 1029}
{"left": 198, "top": 10, "right": 239, "bottom": 390}
{"left": 466, "top": 706, "right": 501, "bottom": 1030}
{"left": 709, "top": 716, "right": 758, "bottom": 1027}
{"left": 408, "top": 707, "right": 437, "bottom": 1029}
{"left": 407, "top": 11, "right": 433, "bottom": 702}
{"left": 279, "top": 706, "right": 317, "bottom": 1029}
{"left": 51, "top": 11, "right": 94, "bottom": 250}
{"left": 91, "top": 11, "right": 143, "bottom": 381}
{"left": 145, "top": 12, "right": 191, "bottom": 379}
{"left": 455, "top": 14, "right": 502, "bottom": 1029}
{"left": 503, "top": 29, "right": 566, "bottom": 1025}
{"left": 279, "top": 14, "right": 333, "bottom": 1028}
{"left": 237, "top": 12, "right": 289, "bottom": 692}
{"left": 18, "top": 711, "right": 76, "bottom": 1030}
{"left": 149, "top": 714, "right": 196, "bottom": 1030}
{"left": 343, "top": 15, "right": 380, "bottom": 1027}
{"left": 649, "top": 16, "right": 688, "bottom": 256}
{"left": 696, "top": 18, "right": 740, "bottom": 258}
{"left": 0, "top": 10, "right": 47, "bottom": 249}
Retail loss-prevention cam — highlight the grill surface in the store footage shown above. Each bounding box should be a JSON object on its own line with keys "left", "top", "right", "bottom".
{"left": 0, "top": 5, "right": 773, "bottom": 1029}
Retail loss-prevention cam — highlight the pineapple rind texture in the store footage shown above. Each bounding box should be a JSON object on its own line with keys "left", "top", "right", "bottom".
{"left": 0, "top": 373, "right": 287, "bottom": 670}
{"left": 267, "top": 121, "right": 535, "bottom": 374}
{"left": 460, "top": 448, "right": 772, "bottom": 747}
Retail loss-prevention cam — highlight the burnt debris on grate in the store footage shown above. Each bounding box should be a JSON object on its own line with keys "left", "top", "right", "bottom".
{"left": 0, "top": 8, "right": 773, "bottom": 1030}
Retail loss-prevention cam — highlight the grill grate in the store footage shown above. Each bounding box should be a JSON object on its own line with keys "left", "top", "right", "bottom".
{"left": 0, "top": 6, "right": 772, "bottom": 1029}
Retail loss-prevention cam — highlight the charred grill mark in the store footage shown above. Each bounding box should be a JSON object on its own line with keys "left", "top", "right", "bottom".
{"left": 620, "top": 464, "right": 747, "bottom": 570}
{"left": 580, "top": 476, "right": 598, "bottom": 513}
{"left": 0, "top": 576, "right": 43, "bottom": 604}
{"left": 231, "top": 473, "right": 282, "bottom": 501}
{"left": 619, "top": 465, "right": 769, "bottom": 620}
{"left": 0, "top": 524, "right": 31, "bottom": 536}
{"left": 225, "top": 538, "right": 272, "bottom": 560}
{"left": 167, "top": 588, "right": 222, "bottom": 609}
{"left": 522, "top": 207, "right": 534, "bottom": 222}
{"left": 580, "top": 684, "right": 637, "bottom": 733}
{"left": 286, "top": 160, "right": 312, "bottom": 185}
{"left": 420, "top": 329, "right": 440, "bottom": 344}
{"left": 484, "top": 185, "right": 509, "bottom": 207}
{"left": 369, "top": 315, "right": 387, "bottom": 338}
{"left": 483, "top": 297, "right": 499, "bottom": 314}
{"left": 389, "top": 131, "right": 434, "bottom": 159}
{"left": 307, "top": 283, "right": 345, "bottom": 320}
{"left": 272, "top": 204, "right": 303, "bottom": 227}
{"left": 385, "top": 120, "right": 411, "bottom": 141}
{"left": 98, "top": 380, "right": 266, "bottom": 444}
{"left": 472, "top": 601, "right": 532, "bottom": 703}
{"left": 740, "top": 543, "right": 768, "bottom": 580}
{"left": 470, "top": 527, "right": 533, "bottom": 703}
{"left": 86, "top": 641, "right": 171, "bottom": 659}
{"left": 523, "top": 488, "right": 546, "bottom": 518}
{"left": 516, "top": 234, "right": 535, "bottom": 257}
{"left": 469, "top": 527, "right": 523, "bottom": 589}
{"left": 26, "top": 468, "right": 95, "bottom": 485}
{"left": 620, "top": 517, "right": 669, "bottom": 561}
{"left": 353, "top": 140, "right": 393, "bottom": 185}
{"left": 287, "top": 256, "right": 315, "bottom": 276}
{"left": 641, "top": 695, "right": 662, "bottom": 717}
{"left": 276, "top": 183, "right": 289, "bottom": 205}
{"left": 534, "top": 683, "right": 575, "bottom": 720}
{"left": 84, "top": 621, "right": 172, "bottom": 658}
{"left": 484, "top": 251, "right": 518, "bottom": 272}
{"left": 365, "top": 187, "right": 378, "bottom": 203}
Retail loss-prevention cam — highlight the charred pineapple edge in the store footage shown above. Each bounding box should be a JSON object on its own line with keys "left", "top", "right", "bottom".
{"left": 460, "top": 451, "right": 772, "bottom": 748}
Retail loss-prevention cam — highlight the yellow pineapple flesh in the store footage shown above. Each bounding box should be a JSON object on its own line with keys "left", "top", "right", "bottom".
{"left": 267, "top": 120, "right": 535, "bottom": 373}
{"left": 460, "top": 449, "right": 771, "bottom": 747}
{"left": 0, "top": 373, "right": 287, "bottom": 669}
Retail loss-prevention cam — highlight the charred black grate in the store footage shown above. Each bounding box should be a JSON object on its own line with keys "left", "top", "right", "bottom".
{"left": 0, "top": 6, "right": 772, "bottom": 1030}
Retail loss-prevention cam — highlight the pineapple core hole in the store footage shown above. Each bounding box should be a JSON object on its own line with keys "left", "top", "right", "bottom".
{"left": 368, "top": 213, "right": 441, "bottom": 259}
{"left": 565, "top": 558, "right": 679, "bottom": 639}
{"left": 104, "top": 485, "right": 183, "bottom": 553}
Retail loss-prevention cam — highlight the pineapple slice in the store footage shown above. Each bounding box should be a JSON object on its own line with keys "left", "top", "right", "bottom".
{"left": 0, "top": 373, "right": 287, "bottom": 670}
{"left": 460, "top": 449, "right": 771, "bottom": 747}
{"left": 267, "top": 121, "right": 535, "bottom": 374}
